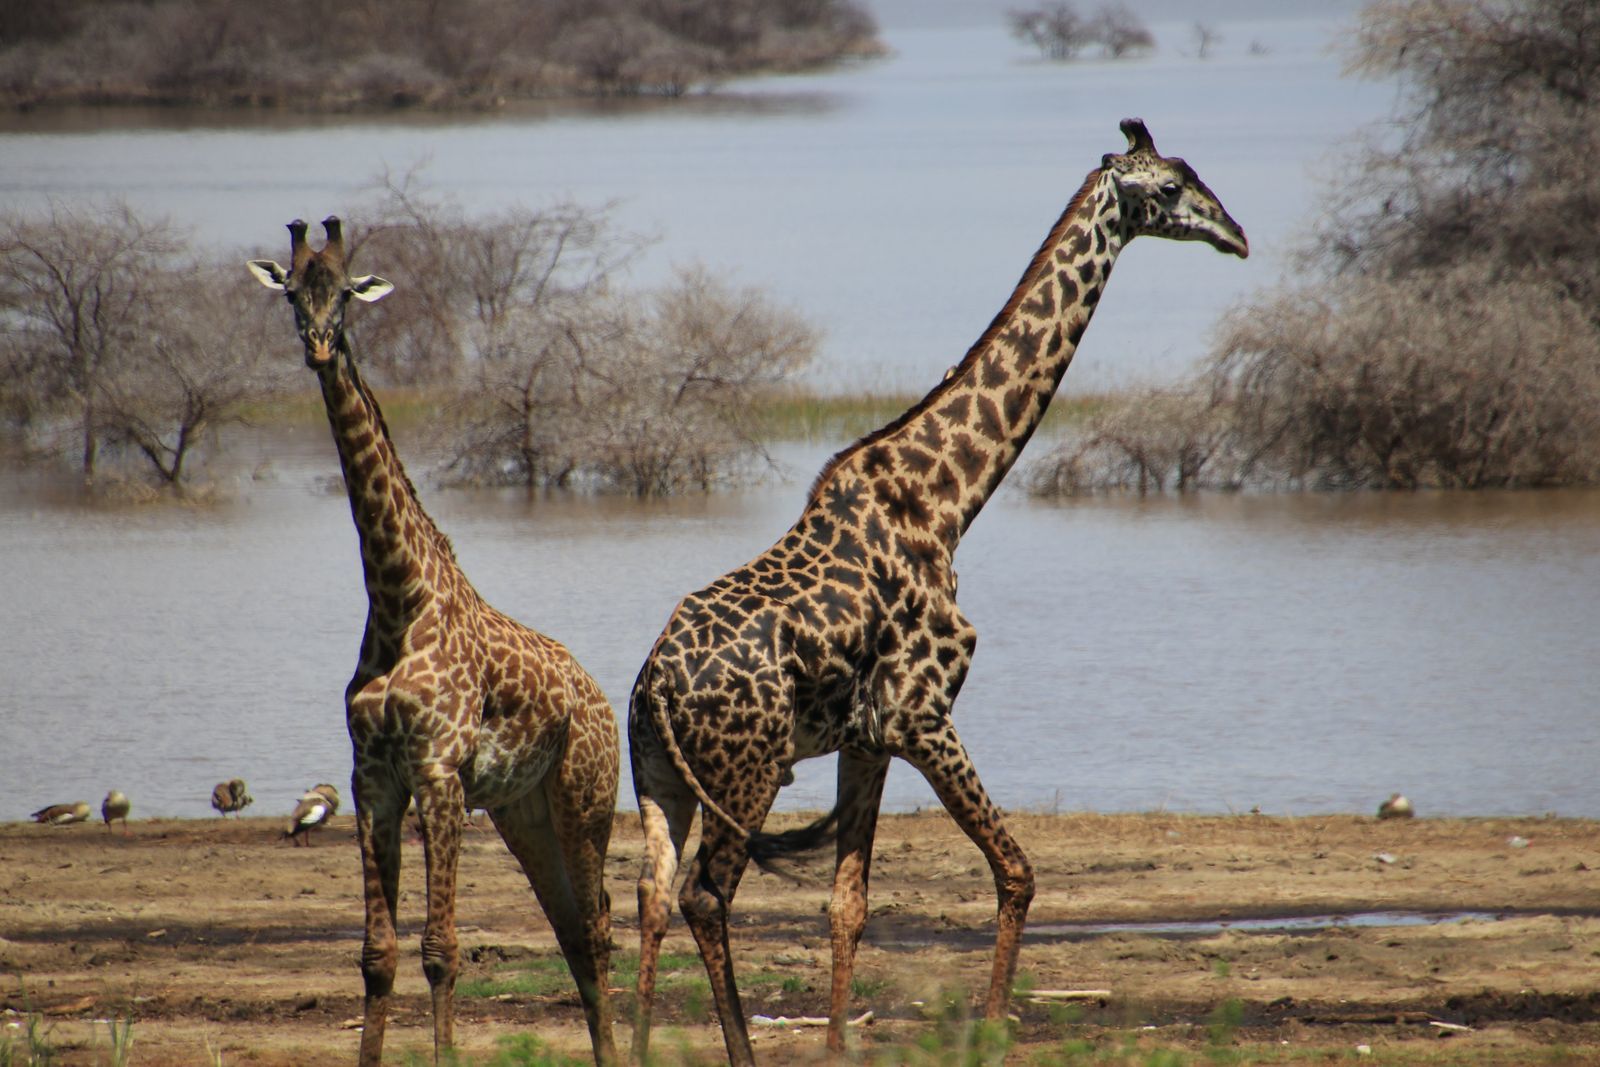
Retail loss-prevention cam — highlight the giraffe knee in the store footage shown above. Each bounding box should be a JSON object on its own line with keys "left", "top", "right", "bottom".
{"left": 420, "top": 933, "right": 459, "bottom": 987}
{"left": 677, "top": 875, "right": 726, "bottom": 932}
{"left": 361, "top": 941, "right": 397, "bottom": 997}
{"left": 998, "top": 854, "right": 1035, "bottom": 912}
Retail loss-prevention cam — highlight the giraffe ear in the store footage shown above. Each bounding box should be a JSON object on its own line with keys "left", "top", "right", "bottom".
{"left": 247, "top": 259, "right": 289, "bottom": 290}
{"left": 348, "top": 275, "right": 394, "bottom": 303}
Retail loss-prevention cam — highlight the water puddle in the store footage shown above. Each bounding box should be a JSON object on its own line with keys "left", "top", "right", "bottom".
{"left": 1027, "top": 910, "right": 1503, "bottom": 941}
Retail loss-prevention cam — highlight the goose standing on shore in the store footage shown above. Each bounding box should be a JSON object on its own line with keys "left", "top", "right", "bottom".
{"left": 101, "top": 790, "right": 131, "bottom": 832}
{"left": 283, "top": 786, "right": 338, "bottom": 846}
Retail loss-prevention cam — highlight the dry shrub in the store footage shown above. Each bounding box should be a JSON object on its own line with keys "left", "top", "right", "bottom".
{"left": 442, "top": 264, "right": 816, "bottom": 494}
{"left": 1031, "top": 0, "right": 1600, "bottom": 497}
{"left": 1206, "top": 265, "right": 1600, "bottom": 489}
{"left": 1027, "top": 387, "right": 1238, "bottom": 495}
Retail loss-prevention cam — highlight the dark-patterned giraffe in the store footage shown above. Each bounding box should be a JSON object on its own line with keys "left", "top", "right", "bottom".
{"left": 628, "top": 120, "right": 1247, "bottom": 1064}
{"left": 248, "top": 218, "right": 620, "bottom": 1067}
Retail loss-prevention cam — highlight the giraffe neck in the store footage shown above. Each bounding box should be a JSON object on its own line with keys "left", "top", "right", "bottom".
{"left": 817, "top": 167, "right": 1125, "bottom": 548}
{"left": 317, "top": 344, "right": 457, "bottom": 619}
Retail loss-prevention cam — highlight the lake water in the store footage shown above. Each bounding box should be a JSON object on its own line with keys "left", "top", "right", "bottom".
{"left": 5, "top": 2, "right": 1599, "bottom": 826}
{"left": 5, "top": 431, "right": 1599, "bottom": 823}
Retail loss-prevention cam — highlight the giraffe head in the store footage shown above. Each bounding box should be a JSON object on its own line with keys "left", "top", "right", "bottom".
{"left": 1101, "top": 118, "right": 1248, "bottom": 259}
{"left": 247, "top": 216, "right": 394, "bottom": 367}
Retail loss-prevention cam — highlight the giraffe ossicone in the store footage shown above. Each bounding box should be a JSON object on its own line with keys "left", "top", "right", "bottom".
{"left": 627, "top": 119, "right": 1247, "bottom": 1065}
{"left": 249, "top": 218, "right": 621, "bottom": 1067}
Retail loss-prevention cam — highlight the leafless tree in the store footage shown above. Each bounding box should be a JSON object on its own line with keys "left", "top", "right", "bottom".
{"left": 1027, "top": 387, "right": 1238, "bottom": 495}
{"left": 349, "top": 170, "right": 647, "bottom": 384}
{"left": 1191, "top": 21, "right": 1221, "bottom": 59}
{"left": 1007, "top": 2, "right": 1089, "bottom": 61}
{"left": 1008, "top": 1, "right": 1152, "bottom": 62}
{"left": 442, "top": 263, "right": 816, "bottom": 494}
{"left": 1087, "top": 2, "right": 1153, "bottom": 58}
{"left": 0, "top": 202, "right": 285, "bottom": 488}
{"left": 0, "top": 202, "right": 180, "bottom": 483}
{"left": 98, "top": 270, "right": 283, "bottom": 486}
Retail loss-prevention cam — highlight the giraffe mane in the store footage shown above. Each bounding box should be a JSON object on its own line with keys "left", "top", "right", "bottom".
{"left": 807, "top": 165, "right": 1104, "bottom": 503}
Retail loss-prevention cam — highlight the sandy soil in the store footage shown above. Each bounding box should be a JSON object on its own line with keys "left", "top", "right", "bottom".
{"left": 3, "top": 810, "right": 1599, "bottom": 1065}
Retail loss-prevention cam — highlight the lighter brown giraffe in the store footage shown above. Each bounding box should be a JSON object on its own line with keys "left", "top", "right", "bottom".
{"left": 627, "top": 120, "right": 1248, "bottom": 1064}
{"left": 249, "top": 219, "right": 620, "bottom": 1067}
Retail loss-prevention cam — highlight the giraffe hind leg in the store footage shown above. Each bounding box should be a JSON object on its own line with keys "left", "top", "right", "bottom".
{"left": 491, "top": 780, "right": 620, "bottom": 1066}
{"left": 826, "top": 750, "right": 891, "bottom": 1055}
{"left": 675, "top": 770, "right": 784, "bottom": 1067}
{"left": 631, "top": 784, "right": 696, "bottom": 1065}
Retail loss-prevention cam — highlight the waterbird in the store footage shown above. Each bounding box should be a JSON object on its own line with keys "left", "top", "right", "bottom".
{"left": 1377, "top": 793, "right": 1415, "bottom": 820}
{"left": 101, "top": 790, "right": 131, "bottom": 831}
{"left": 211, "top": 779, "right": 253, "bottom": 816}
{"left": 31, "top": 801, "right": 92, "bottom": 825}
{"left": 283, "top": 787, "right": 337, "bottom": 846}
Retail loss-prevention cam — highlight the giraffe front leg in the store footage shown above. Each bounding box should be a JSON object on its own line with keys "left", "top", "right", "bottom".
{"left": 354, "top": 775, "right": 403, "bottom": 1067}
{"left": 903, "top": 721, "right": 1035, "bottom": 1024}
{"left": 827, "top": 750, "right": 890, "bottom": 1057}
{"left": 415, "top": 769, "right": 466, "bottom": 1063}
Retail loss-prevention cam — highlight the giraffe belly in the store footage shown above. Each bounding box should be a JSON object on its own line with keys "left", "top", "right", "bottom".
{"left": 459, "top": 722, "right": 563, "bottom": 810}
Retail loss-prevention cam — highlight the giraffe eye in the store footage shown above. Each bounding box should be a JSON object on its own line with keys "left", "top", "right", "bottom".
{"left": 1160, "top": 180, "right": 1181, "bottom": 197}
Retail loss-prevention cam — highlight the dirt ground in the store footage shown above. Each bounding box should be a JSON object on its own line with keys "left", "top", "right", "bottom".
{"left": 3, "top": 809, "right": 1599, "bottom": 1065}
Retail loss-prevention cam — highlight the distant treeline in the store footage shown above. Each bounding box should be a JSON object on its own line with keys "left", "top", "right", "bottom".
{"left": 0, "top": 0, "right": 881, "bottom": 110}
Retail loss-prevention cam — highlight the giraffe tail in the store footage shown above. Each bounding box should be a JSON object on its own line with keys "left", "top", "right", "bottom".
{"left": 636, "top": 668, "right": 837, "bottom": 873}
{"left": 746, "top": 806, "right": 839, "bottom": 873}
{"left": 636, "top": 668, "right": 751, "bottom": 842}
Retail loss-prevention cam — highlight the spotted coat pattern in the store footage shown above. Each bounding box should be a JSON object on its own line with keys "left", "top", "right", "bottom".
{"left": 627, "top": 120, "right": 1248, "bottom": 1065}
{"left": 249, "top": 219, "right": 620, "bottom": 1067}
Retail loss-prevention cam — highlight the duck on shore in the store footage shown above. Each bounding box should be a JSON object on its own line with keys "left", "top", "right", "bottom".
{"left": 211, "top": 779, "right": 253, "bottom": 817}
{"left": 1378, "top": 793, "right": 1415, "bottom": 820}
{"left": 101, "top": 790, "right": 131, "bottom": 831}
{"left": 31, "top": 801, "right": 92, "bottom": 825}
{"left": 283, "top": 784, "right": 339, "bottom": 846}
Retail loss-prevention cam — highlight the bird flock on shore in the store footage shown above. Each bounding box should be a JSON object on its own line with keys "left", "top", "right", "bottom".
{"left": 28, "top": 778, "right": 343, "bottom": 845}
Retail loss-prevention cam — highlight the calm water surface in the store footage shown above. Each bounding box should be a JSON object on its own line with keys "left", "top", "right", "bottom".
{"left": 4, "top": 3, "right": 1596, "bottom": 824}
{"left": 4, "top": 434, "right": 1598, "bottom": 821}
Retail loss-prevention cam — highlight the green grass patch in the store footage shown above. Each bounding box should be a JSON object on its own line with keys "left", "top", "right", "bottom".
{"left": 456, "top": 955, "right": 580, "bottom": 1000}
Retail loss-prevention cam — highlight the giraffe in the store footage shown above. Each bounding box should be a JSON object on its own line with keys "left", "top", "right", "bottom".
{"left": 627, "top": 119, "right": 1247, "bottom": 1064}
{"left": 248, "top": 218, "right": 620, "bottom": 1067}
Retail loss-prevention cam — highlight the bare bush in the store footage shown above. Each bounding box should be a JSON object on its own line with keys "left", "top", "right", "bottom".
{"left": 1034, "top": 0, "right": 1600, "bottom": 497}
{"left": 1190, "top": 21, "right": 1221, "bottom": 59}
{"left": 99, "top": 273, "right": 284, "bottom": 485}
{"left": 1008, "top": 2, "right": 1090, "bottom": 60}
{"left": 442, "top": 263, "right": 816, "bottom": 494}
{"left": 1008, "top": 0, "right": 1153, "bottom": 61}
{"left": 1205, "top": 266, "right": 1600, "bottom": 489}
{"left": 1027, "top": 387, "right": 1239, "bottom": 495}
{"left": 0, "top": 202, "right": 282, "bottom": 487}
{"left": 1323, "top": 0, "right": 1600, "bottom": 301}
{"left": 0, "top": 203, "right": 179, "bottom": 481}
{"left": 1087, "top": 2, "right": 1154, "bottom": 58}
{"left": 348, "top": 171, "right": 647, "bottom": 384}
